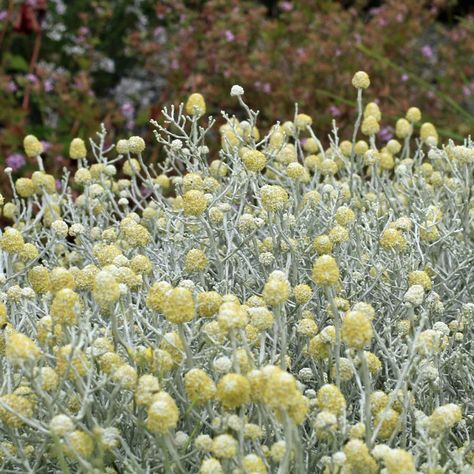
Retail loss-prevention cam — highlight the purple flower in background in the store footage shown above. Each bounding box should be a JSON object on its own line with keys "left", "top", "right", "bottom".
{"left": 463, "top": 86, "right": 471, "bottom": 97}
{"left": 378, "top": 126, "right": 394, "bottom": 142}
{"left": 0, "top": 10, "right": 8, "bottom": 21}
{"left": 170, "top": 59, "right": 179, "bottom": 70}
{"left": 279, "top": 2, "right": 293, "bottom": 12}
{"left": 54, "top": 155, "right": 65, "bottom": 165}
{"left": 44, "top": 79, "right": 54, "bottom": 92}
{"left": 121, "top": 102, "right": 135, "bottom": 130}
{"left": 421, "top": 45, "right": 434, "bottom": 60}
{"left": 154, "top": 26, "right": 165, "bottom": 40}
{"left": 6, "top": 154, "right": 26, "bottom": 171}
{"left": 255, "top": 81, "right": 272, "bottom": 94}
{"left": 329, "top": 105, "right": 341, "bottom": 117}
{"left": 27, "top": 74, "right": 38, "bottom": 83}
{"left": 7, "top": 81, "right": 17, "bottom": 92}
{"left": 401, "top": 74, "right": 409, "bottom": 82}
{"left": 224, "top": 30, "right": 235, "bottom": 42}
{"left": 121, "top": 102, "right": 135, "bottom": 119}
{"left": 41, "top": 141, "right": 52, "bottom": 152}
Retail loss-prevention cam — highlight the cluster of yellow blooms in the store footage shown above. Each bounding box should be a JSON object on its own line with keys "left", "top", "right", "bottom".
{"left": 0, "top": 71, "right": 472, "bottom": 473}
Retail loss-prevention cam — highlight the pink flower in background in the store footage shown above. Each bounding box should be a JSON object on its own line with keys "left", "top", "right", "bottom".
{"left": 370, "top": 7, "right": 382, "bottom": 16}
{"left": 121, "top": 102, "right": 134, "bottom": 119}
{"left": 254, "top": 81, "right": 271, "bottom": 93}
{"left": 6, "top": 154, "right": 26, "bottom": 171}
{"left": 421, "top": 45, "right": 434, "bottom": 60}
{"left": 279, "top": 2, "right": 293, "bottom": 12}
{"left": 44, "top": 79, "right": 54, "bottom": 92}
{"left": 154, "top": 26, "right": 165, "bottom": 40}
{"left": 401, "top": 74, "right": 409, "bottom": 82}
{"left": 378, "top": 126, "right": 394, "bottom": 141}
{"left": 41, "top": 141, "right": 52, "bottom": 152}
{"left": 224, "top": 30, "right": 235, "bottom": 42}
{"left": 296, "top": 48, "right": 305, "bottom": 58}
{"left": 27, "top": 74, "right": 38, "bottom": 83}
{"left": 0, "top": 10, "right": 8, "bottom": 21}
{"left": 7, "top": 81, "right": 17, "bottom": 92}
{"left": 329, "top": 105, "right": 341, "bottom": 117}
{"left": 170, "top": 59, "right": 179, "bottom": 70}
{"left": 121, "top": 102, "right": 135, "bottom": 130}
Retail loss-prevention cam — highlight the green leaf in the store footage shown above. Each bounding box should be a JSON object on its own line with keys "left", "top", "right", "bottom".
{"left": 4, "top": 53, "right": 29, "bottom": 72}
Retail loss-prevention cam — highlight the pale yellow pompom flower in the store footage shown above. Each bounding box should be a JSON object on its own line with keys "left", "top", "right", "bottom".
{"left": 295, "top": 113, "right": 313, "bottom": 130}
{"left": 183, "top": 190, "right": 208, "bottom": 216}
{"left": 184, "top": 368, "right": 217, "bottom": 405}
{"left": 23, "top": 134, "right": 44, "bottom": 157}
{"left": 162, "top": 287, "right": 195, "bottom": 324}
{"left": 69, "top": 138, "right": 87, "bottom": 160}
{"left": 217, "top": 373, "right": 251, "bottom": 409}
{"left": 5, "top": 332, "right": 41, "bottom": 366}
{"left": 342, "top": 310, "right": 373, "bottom": 349}
{"left": 260, "top": 185, "right": 288, "bottom": 212}
{"left": 352, "top": 71, "right": 370, "bottom": 89}
{"left": 185, "top": 93, "right": 206, "bottom": 117}
{"left": 262, "top": 271, "right": 290, "bottom": 306}
{"left": 406, "top": 106, "right": 422, "bottom": 123}
{"left": 0, "top": 394, "right": 34, "bottom": 428}
{"left": 316, "top": 384, "right": 346, "bottom": 415}
{"left": 312, "top": 255, "right": 340, "bottom": 286}
{"left": 241, "top": 149, "right": 267, "bottom": 172}
{"left": 128, "top": 136, "right": 146, "bottom": 154}
{"left": 146, "top": 392, "right": 179, "bottom": 433}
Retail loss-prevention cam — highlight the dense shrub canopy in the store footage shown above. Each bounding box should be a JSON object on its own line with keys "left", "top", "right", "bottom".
{"left": 0, "top": 75, "right": 472, "bottom": 472}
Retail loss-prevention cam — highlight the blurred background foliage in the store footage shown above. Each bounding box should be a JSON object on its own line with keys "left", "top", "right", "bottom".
{"left": 0, "top": 0, "right": 473, "bottom": 180}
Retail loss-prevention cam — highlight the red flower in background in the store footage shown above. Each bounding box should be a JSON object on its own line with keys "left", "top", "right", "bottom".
{"left": 13, "top": 0, "right": 47, "bottom": 34}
